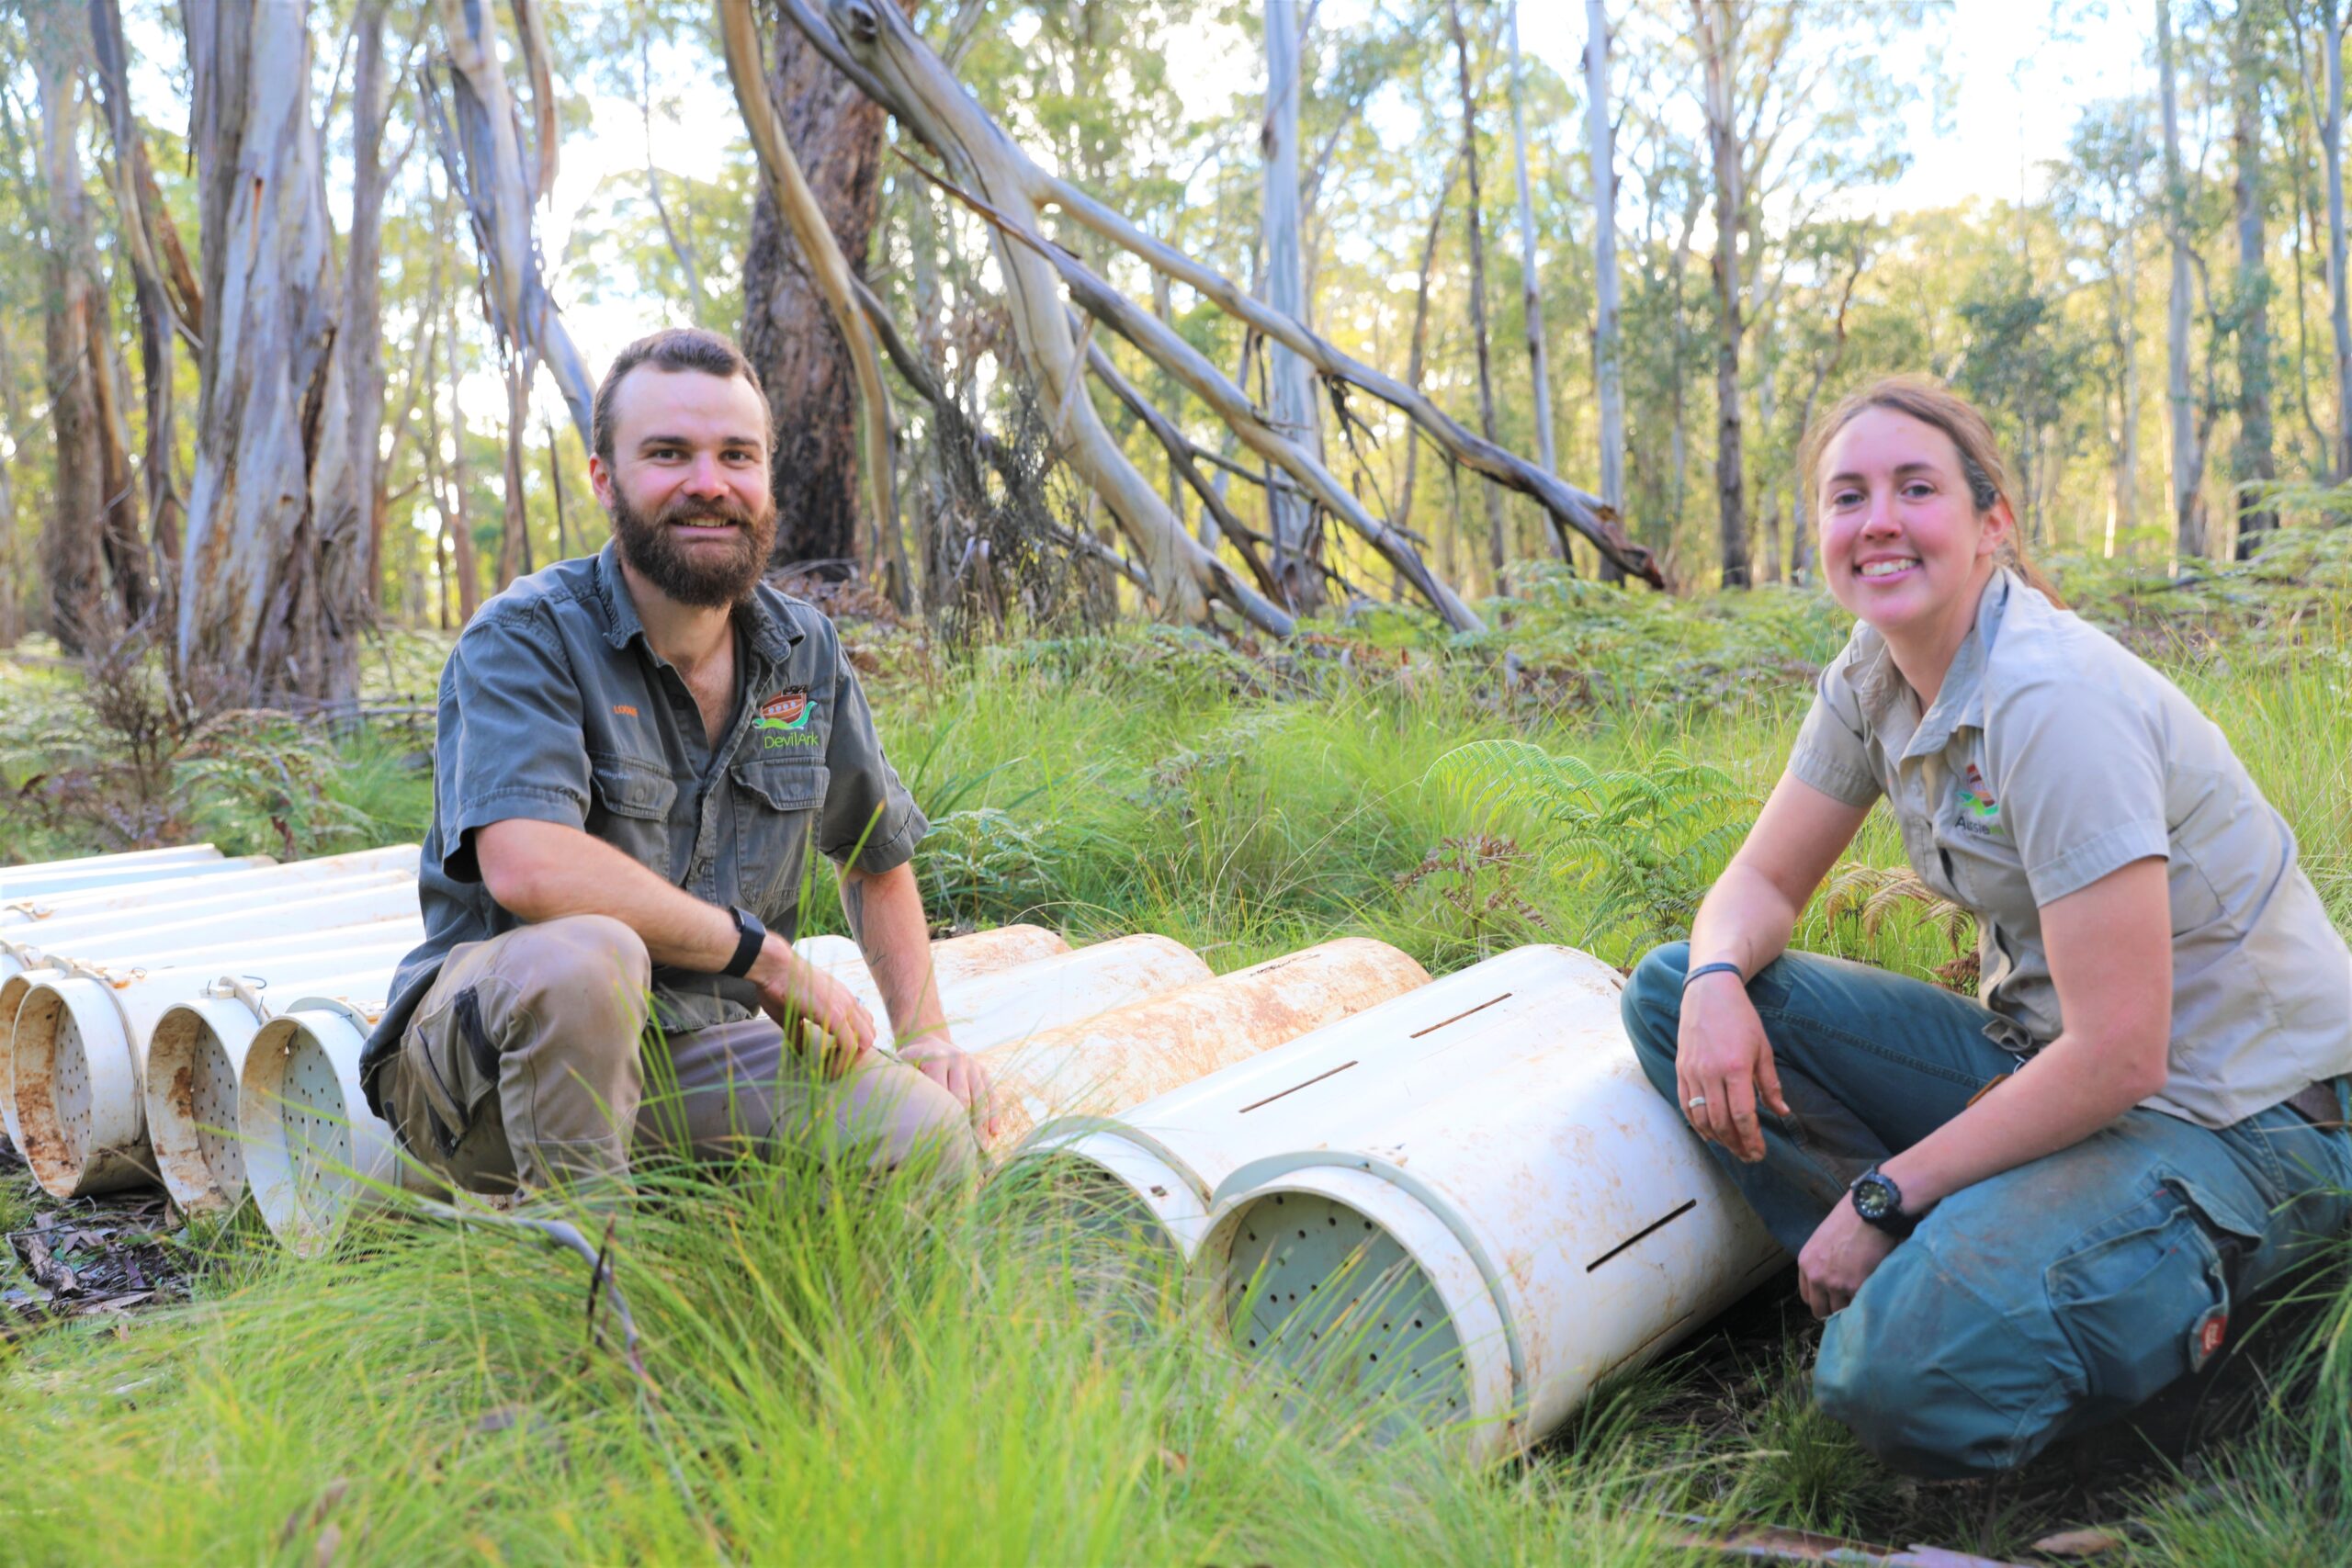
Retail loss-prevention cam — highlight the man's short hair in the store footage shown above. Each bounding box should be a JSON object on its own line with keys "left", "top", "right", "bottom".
{"left": 591, "top": 327, "right": 770, "bottom": 463}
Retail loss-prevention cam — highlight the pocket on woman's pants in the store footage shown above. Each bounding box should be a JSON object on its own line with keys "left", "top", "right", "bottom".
{"left": 2044, "top": 1178, "right": 2255, "bottom": 1414}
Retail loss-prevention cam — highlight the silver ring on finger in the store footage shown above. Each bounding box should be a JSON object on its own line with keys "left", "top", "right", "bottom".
{"left": 1687, "top": 1094, "right": 1708, "bottom": 1109}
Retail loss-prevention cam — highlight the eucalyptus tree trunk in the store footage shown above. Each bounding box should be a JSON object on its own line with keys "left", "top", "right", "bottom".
{"left": 1696, "top": 0, "right": 1749, "bottom": 587}
{"left": 2231, "top": 5, "right": 2278, "bottom": 558}
{"left": 2324, "top": 0, "right": 2352, "bottom": 479}
{"left": 1263, "top": 0, "right": 1325, "bottom": 610}
{"left": 345, "top": 0, "right": 395, "bottom": 607}
{"left": 738, "top": 0, "right": 913, "bottom": 577}
{"left": 1446, "top": 0, "right": 1511, "bottom": 593}
{"left": 2158, "top": 0, "right": 2206, "bottom": 558}
{"left": 1583, "top": 0, "right": 1627, "bottom": 582}
{"left": 90, "top": 0, "right": 189, "bottom": 606}
{"left": 431, "top": 0, "right": 594, "bottom": 443}
{"left": 1396, "top": 156, "right": 1461, "bottom": 538}
{"left": 31, "top": 9, "right": 139, "bottom": 648}
{"left": 1505, "top": 0, "right": 1556, "bottom": 480}
{"left": 0, "top": 321, "right": 25, "bottom": 645}
{"left": 183, "top": 0, "right": 362, "bottom": 707}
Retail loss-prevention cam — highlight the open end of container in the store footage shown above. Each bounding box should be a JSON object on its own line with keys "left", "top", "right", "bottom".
{"left": 1022, "top": 1147, "right": 1182, "bottom": 1260}
{"left": 9, "top": 990, "right": 78, "bottom": 1190}
{"left": 191, "top": 1021, "right": 248, "bottom": 1206}
{"left": 1218, "top": 1188, "right": 1471, "bottom": 1438}
{"left": 147, "top": 1009, "right": 229, "bottom": 1209}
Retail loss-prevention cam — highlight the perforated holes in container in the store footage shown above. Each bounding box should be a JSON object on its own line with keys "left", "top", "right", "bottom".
{"left": 1222, "top": 1190, "right": 1468, "bottom": 1439}
{"left": 282, "top": 1034, "right": 356, "bottom": 1235}
{"left": 191, "top": 1024, "right": 247, "bottom": 1200}
{"left": 52, "top": 1006, "right": 93, "bottom": 1168}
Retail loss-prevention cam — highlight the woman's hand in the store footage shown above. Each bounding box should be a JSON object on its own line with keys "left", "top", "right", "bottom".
{"left": 1676, "top": 970, "right": 1791, "bottom": 1163}
{"left": 1797, "top": 1197, "right": 1897, "bottom": 1317}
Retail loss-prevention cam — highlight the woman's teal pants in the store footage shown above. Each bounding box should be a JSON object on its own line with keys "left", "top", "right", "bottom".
{"left": 1623, "top": 942, "right": 2352, "bottom": 1477}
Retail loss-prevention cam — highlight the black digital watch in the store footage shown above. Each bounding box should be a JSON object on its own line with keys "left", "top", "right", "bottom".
{"left": 722, "top": 905, "right": 767, "bottom": 979}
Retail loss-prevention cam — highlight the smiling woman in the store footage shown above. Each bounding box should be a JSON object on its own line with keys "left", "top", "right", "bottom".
{"left": 1616, "top": 374, "right": 2352, "bottom": 1479}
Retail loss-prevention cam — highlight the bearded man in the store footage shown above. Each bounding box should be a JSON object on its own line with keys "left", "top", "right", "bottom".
{"left": 360, "top": 327, "right": 989, "bottom": 1199}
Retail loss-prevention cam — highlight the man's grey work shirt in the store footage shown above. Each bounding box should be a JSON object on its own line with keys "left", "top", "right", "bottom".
{"left": 359, "top": 543, "right": 927, "bottom": 1117}
{"left": 1789, "top": 568, "right": 2352, "bottom": 1128}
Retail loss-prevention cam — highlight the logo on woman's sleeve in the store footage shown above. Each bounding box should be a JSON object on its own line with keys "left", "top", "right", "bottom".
{"left": 757, "top": 687, "right": 820, "bottom": 749}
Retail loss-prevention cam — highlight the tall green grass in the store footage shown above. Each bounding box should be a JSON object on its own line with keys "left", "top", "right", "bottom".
{"left": 4, "top": 569, "right": 2349, "bottom": 1563}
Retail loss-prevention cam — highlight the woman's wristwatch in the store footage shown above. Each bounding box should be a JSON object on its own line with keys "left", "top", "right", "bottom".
{"left": 1849, "top": 1167, "right": 1927, "bottom": 1239}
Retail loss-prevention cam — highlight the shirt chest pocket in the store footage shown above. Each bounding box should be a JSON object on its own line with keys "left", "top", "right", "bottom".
{"left": 734, "top": 761, "right": 830, "bottom": 916}
{"left": 588, "top": 755, "right": 683, "bottom": 879}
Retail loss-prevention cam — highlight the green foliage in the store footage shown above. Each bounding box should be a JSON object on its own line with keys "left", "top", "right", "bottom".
{"left": 1423, "top": 739, "right": 1758, "bottom": 964}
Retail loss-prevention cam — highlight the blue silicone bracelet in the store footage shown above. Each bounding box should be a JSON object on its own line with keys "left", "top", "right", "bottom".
{"left": 1682, "top": 960, "right": 1747, "bottom": 989}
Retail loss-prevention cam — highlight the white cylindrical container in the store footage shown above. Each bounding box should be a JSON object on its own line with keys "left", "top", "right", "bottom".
{"left": 1193, "top": 1006, "right": 1783, "bottom": 1462}
{"left": 4, "top": 869, "right": 418, "bottom": 966}
{"left": 2, "top": 851, "right": 272, "bottom": 899}
{"left": 932, "top": 935, "right": 1211, "bottom": 1056}
{"left": 144, "top": 958, "right": 408, "bottom": 1213}
{"left": 240, "top": 990, "right": 401, "bottom": 1256}
{"left": 976, "top": 938, "right": 1431, "bottom": 1152}
{"left": 10, "top": 933, "right": 424, "bottom": 1199}
{"left": 0, "top": 843, "right": 226, "bottom": 896}
{"left": 1006, "top": 947, "right": 1626, "bottom": 1258}
{"left": 2, "top": 844, "right": 420, "bottom": 930}
{"left": 791, "top": 923, "right": 1072, "bottom": 1035}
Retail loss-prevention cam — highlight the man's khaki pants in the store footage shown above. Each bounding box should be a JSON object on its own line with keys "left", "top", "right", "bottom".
{"left": 378, "top": 915, "right": 980, "bottom": 1195}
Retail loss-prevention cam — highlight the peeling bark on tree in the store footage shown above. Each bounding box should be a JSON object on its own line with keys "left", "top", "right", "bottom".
{"left": 183, "top": 0, "right": 363, "bottom": 707}
{"left": 32, "top": 11, "right": 135, "bottom": 651}
{"left": 430, "top": 0, "right": 594, "bottom": 444}
{"left": 737, "top": 0, "right": 911, "bottom": 579}
{"left": 1582, "top": 0, "right": 1627, "bottom": 583}
{"left": 90, "top": 0, "right": 184, "bottom": 613}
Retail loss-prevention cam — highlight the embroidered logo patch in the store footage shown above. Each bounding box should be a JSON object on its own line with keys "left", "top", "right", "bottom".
{"left": 756, "top": 687, "right": 820, "bottom": 750}
{"left": 1956, "top": 761, "right": 2006, "bottom": 838}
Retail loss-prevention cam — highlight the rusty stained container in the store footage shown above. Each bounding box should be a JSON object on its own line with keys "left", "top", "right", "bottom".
{"left": 240, "top": 989, "right": 406, "bottom": 1256}
{"left": 928, "top": 935, "right": 1212, "bottom": 1059}
{"left": 791, "top": 923, "right": 1073, "bottom": 1036}
{"left": 0, "top": 882, "right": 426, "bottom": 1154}
{"left": 9, "top": 932, "right": 424, "bottom": 1199}
{"left": 975, "top": 938, "right": 1431, "bottom": 1152}
{"left": 1193, "top": 972, "right": 1783, "bottom": 1463}
{"left": 1010, "top": 947, "right": 1634, "bottom": 1260}
{"left": 145, "top": 959, "right": 406, "bottom": 1213}
{"left": 0, "top": 842, "right": 229, "bottom": 897}
{"left": 2, "top": 845, "right": 421, "bottom": 931}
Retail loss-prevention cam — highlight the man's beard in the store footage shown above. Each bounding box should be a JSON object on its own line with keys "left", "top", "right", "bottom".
{"left": 607, "top": 484, "right": 779, "bottom": 609}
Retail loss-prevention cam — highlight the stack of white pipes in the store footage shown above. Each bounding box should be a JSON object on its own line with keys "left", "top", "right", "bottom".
{"left": 0, "top": 846, "right": 427, "bottom": 1199}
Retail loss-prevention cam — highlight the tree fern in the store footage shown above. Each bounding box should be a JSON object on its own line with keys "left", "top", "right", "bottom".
{"left": 1423, "top": 739, "right": 1758, "bottom": 963}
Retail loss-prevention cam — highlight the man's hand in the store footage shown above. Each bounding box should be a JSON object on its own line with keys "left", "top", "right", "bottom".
{"left": 1796, "top": 1197, "right": 1898, "bottom": 1318}
{"left": 748, "top": 937, "right": 876, "bottom": 1076}
{"left": 899, "top": 1035, "right": 999, "bottom": 1139}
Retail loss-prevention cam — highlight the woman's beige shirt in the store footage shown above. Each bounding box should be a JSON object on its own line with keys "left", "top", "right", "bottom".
{"left": 1790, "top": 569, "right": 2352, "bottom": 1128}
